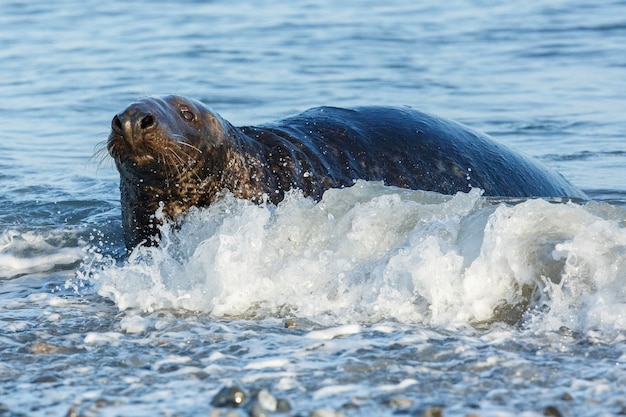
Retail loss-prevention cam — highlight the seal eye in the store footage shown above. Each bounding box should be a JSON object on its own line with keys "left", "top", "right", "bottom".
{"left": 180, "top": 107, "right": 195, "bottom": 122}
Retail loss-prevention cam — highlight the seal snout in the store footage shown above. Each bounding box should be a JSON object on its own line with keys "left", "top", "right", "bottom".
{"left": 112, "top": 106, "right": 157, "bottom": 142}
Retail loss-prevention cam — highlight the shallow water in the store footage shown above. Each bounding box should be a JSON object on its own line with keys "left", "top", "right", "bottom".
{"left": 1, "top": 0, "right": 625, "bottom": 416}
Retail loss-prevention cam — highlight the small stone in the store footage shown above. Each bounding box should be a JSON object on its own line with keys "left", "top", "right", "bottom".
{"left": 32, "top": 374, "right": 59, "bottom": 383}
{"left": 561, "top": 393, "right": 573, "bottom": 401}
{"left": 256, "top": 389, "right": 277, "bottom": 412}
{"left": 284, "top": 319, "right": 296, "bottom": 328}
{"left": 340, "top": 402, "right": 360, "bottom": 410}
{"left": 209, "top": 411, "right": 240, "bottom": 417}
{"left": 308, "top": 408, "right": 345, "bottom": 417}
{"left": 249, "top": 402, "right": 269, "bottom": 417}
{"left": 544, "top": 406, "right": 563, "bottom": 417}
{"left": 211, "top": 385, "right": 248, "bottom": 408}
{"left": 94, "top": 398, "right": 114, "bottom": 408}
{"left": 386, "top": 396, "right": 413, "bottom": 408}
{"left": 421, "top": 407, "right": 444, "bottom": 417}
{"left": 26, "top": 341, "right": 66, "bottom": 354}
{"left": 276, "top": 398, "right": 292, "bottom": 413}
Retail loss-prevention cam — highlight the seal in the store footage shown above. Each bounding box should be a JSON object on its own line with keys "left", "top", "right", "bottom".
{"left": 107, "top": 95, "right": 587, "bottom": 249}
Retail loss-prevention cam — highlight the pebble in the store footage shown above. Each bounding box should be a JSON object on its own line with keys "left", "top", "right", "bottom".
{"left": 249, "top": 402, "right": 270, "bottom": 417}
{"left": 32, "top": 374, "right": 60, "bottom": 383}
{"left": 308, "top": 408, "right": 345, "bottom": 417}
{"left": 209, "top": 410, "right": 241, "bottom": 417}
{"left": 386, "top": 396, "right": 413, "bottom": 409}
{"left": 211, "top": 385, "right": 248, "bottom": 408}
{"left": 210, "top": 385, "right": 294, "bottom": 416}
{"left": 281, "top": 317, "right": 318, "bottom": 330}
{"left": 544, "top": 406, "right": 563, "bottom": 417}
{"left": 25, "top": 341, "right": 68, "bottom": 354}
{"left": 255, "top": 389, "right": 277, "bottom": 412}
{"left": 420, "top": 406, "right": 444, "bottom": 417}
{"left": 247, "top": 389, "right": 282, "bottom": 417}
{"left": 275, "top": 398, "right": 292, "bottom": 413}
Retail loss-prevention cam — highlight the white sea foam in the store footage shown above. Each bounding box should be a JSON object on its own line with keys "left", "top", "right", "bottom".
{"left": 0, "top": 229, "right": 83, "bottom": 278}
{"left": 89, "top": 181, "right": 626, "bottom": 333}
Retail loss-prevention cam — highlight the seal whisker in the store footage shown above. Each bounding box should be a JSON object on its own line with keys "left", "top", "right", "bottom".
{"left": 164, "top": 146, "right": 206, "bottom": 185}
{"left": 169, "top": 148, "right": 204, "bottom": 183}
{"left": 160, "top": 148, "right": 183, "bottom": 178}
{"left": 91, "top": 139, "right": 115, "bottom": 170}
{"left": 175, "top": 140, "right": 203, "bottom": 155}
{"left": 163, "top": 141, "right": 205, "bottom": 182}
{"left": 169, "top": 145, "right": 192, "bottom": 166}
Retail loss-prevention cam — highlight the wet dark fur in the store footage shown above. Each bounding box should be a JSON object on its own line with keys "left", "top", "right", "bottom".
{"left": 107, "top": 95, "right": 587, "bottom": 249}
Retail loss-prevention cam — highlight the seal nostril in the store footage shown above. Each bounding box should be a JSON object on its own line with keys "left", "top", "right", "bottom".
{"left": 140, "top": 115, "right": 155, "bottom": 130}
{"left": 112, "top": 115, "right": 122, "bottom": 131}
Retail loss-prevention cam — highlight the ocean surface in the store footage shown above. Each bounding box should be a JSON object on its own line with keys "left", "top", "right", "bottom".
{"left": 1, "top": 1, "right": 625, "bottom": 416}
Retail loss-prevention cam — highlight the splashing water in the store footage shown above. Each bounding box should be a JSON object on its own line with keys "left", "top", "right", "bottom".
{"left": 82, "top": 181, "right": 626, "bottom": 334}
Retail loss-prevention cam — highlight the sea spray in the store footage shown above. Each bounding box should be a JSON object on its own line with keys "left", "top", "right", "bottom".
{"left": 86, "top": 181, "right": 626, "bottom": 333}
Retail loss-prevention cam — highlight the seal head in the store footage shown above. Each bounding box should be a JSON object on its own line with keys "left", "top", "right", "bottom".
{"left": 108, "top": 95, "right": 264, "bottom": 248}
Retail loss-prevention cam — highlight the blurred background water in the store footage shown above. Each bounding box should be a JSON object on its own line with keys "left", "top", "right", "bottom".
{"left": 0, "top": 1, "right": 625, "bottom": 416}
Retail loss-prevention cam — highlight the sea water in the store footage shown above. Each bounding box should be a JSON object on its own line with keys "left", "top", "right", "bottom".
{"left": 0, "top": 1, "right": 625, "bottom": 416}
